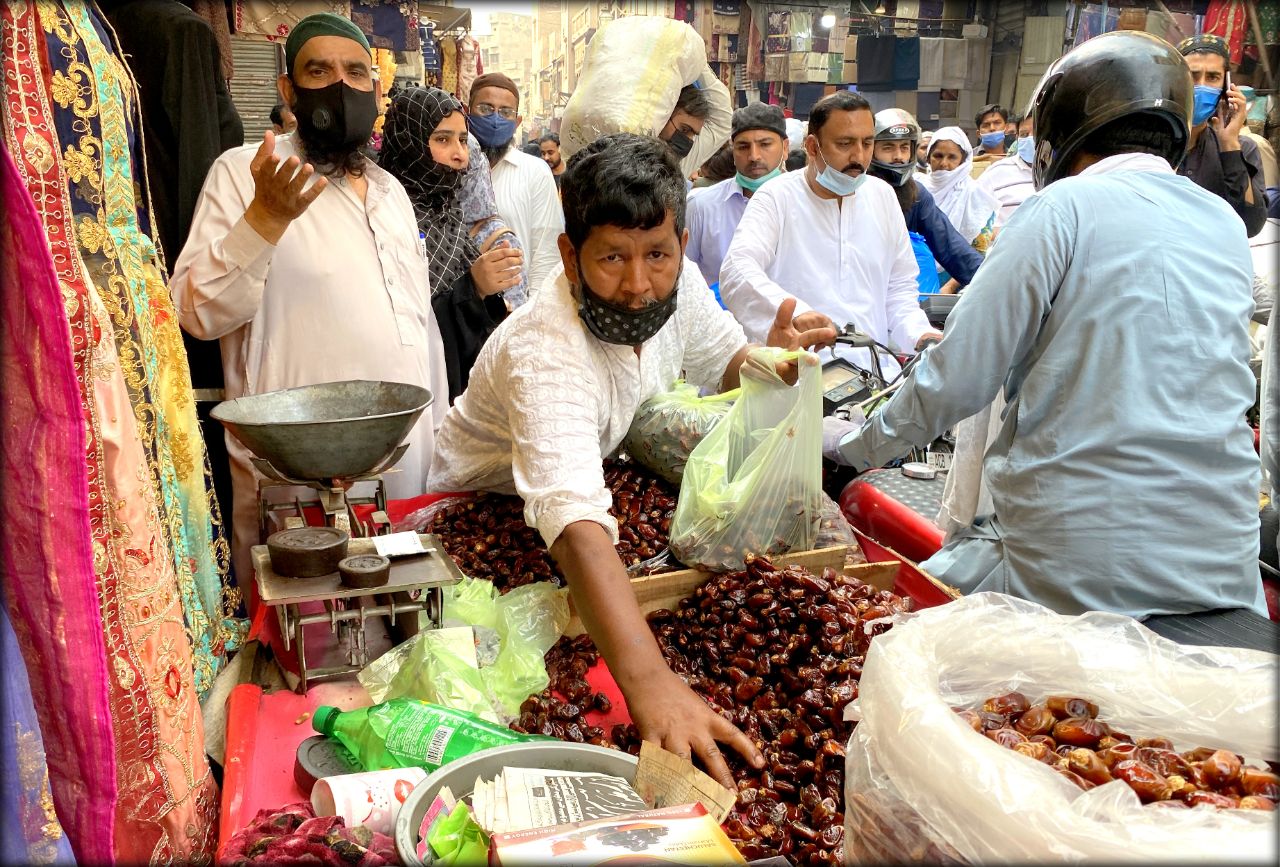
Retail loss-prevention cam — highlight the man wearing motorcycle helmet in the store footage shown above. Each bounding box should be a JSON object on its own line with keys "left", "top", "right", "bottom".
{"left": 868, "top": 108, "right": 983, "bottom": 294}
{"left": 825, "top": 31, "right": 1265, "bottom": 624}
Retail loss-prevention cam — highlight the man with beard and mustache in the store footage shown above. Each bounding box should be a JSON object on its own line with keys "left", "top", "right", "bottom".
{"left": 685, "top": 103, "right": 789, "bottom": 288}
{"left": 170, "top": 13, "right": 450, "bottom": 592}
{"left": 720, "top": 91, "right": 941, "bottom": 379}
{"left": 468, "top": 73, "right": 564, "bottom": 297}
{"left": 538, "top": 132, "right": 565, "bottom": 188}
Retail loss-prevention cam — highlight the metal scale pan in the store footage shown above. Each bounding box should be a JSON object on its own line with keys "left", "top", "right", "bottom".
{"left": 212, "top": 380, "right": 434, "bottom": 536}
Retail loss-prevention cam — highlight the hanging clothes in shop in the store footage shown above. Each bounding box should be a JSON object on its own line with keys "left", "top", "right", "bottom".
{"left": 422, "top": 22, "right": 441, "bottom": 74}
{"left": 190, "top": 0, "right": 234, "bottom": 80}
{"left": 1, "top": 0, "right": 239, "bottom": 861}
{"left": 766, "top": 9, "right": 790, "bottom": 53}
{"left": 351, "top": 0, "right": 420, "bottom": 52}
{"left": 856, "top": 33, "right": 897, "bottom": 91}
{"left": 235, "top": 0, "right": 351, "bottom": 41}
{"left": 1203, "top": 0, "right": 1249, "bottom": 66}
{"left": 0, "top": 149, "right": 88, "bottom": 867}
{"left": 441, "top": 34, "right": 459, "bottom": 95}
{"left": 455, "top": 36, "right": 481, "bottom": 104}
{"left": 893, "top": 35, "right": 920, "bottom": 91}
{"left": 743, "top": 2, "right": 763, "bottom": 81}
{"left": 918, "top": 37, "right": 944, "bottom": 90}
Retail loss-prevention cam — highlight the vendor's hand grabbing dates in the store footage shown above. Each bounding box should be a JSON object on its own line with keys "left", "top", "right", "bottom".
{"left": 961, "top": 690, "right": 1278, "bottom": 810}
{"left": 429, "top": 135, "right": 833, "bottom": 789}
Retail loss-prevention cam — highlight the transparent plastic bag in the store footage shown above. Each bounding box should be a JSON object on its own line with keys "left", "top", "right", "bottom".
{"left": 815, "top": 491, "right": 857, "bottom": 550}
{"left": 359, "top": 577, "right": 569, "bottom": 724}
{"left": 669, "top": 348, "right": 824, "bottom": 571}
{"left": 844, "top": 593, "right": 1278, "bottom": 863}
{"left": 398, "top": 494, "right": 476, "bottom": 534}
{"left": 621, "top": 381, "right": 739, "bottom": 485}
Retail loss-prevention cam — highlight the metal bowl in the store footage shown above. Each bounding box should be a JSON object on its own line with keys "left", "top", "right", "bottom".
{"left": 394, "top": 741, "right": 639, "bottom": 866}
{"left": 211, "top": 380, "right": 433, "bottom": 482}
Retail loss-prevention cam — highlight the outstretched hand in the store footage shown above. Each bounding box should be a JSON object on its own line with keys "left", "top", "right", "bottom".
{"left": 768, "top": 298, "right": 838, "bottom": 351}
{"left": 244, "top": 131, "right": 327, "bottom": 244}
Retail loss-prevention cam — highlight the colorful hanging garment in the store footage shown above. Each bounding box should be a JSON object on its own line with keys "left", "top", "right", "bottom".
{"left": 2, "top": 0, "right": 243, "bottom": 860}
{"left": 1, "top": 137, "right": 112, "bottom": 866}
{"left": 1203, "top": 0, "right": 1249, "bottom": 66}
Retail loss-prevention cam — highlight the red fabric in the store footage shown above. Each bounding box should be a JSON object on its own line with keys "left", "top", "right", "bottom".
{"left": 220, "top": 801, "right": 396, "bottom": 866}
{"left": 0, "top": 115, "right": 117, "bottom": 863}
{"left": 1203, "top": 0, "right": 1249, "bottom": 66}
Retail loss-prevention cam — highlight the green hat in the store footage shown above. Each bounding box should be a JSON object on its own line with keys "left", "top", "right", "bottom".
{"left": 285, "top": 13, "right": 370, "bottom": 77}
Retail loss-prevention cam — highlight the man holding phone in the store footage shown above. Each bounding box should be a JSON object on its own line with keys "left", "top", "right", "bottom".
{"left": 1177, "top": 35, "right": 1267, "bottom": 237}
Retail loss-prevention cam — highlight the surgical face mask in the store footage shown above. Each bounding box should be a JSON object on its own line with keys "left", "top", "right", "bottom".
{"left": 291, "top": 79, "right": 378, "bottom": 151}
{"left": 1192, "top": 84, "right": 1223, "bottom": 127}
{"left": 814, "top": 147, "right": 867, "bottom": 197}
{"left": 1016, "top": 135, "right": 1035, "bottom": 163}
{"left": 468, "top": 112, "right": 518, "bottom": 148}
{"left": 576, "top": 262, "right": 680, "bottom": 346}
{"left": 665, "top": 131, "right": 695, "bottom": 158}
{"left": 979, "top": 130, "right": 1006, "bottom": 150}
{"left": 736, "top": 165, "right": 782, "bottom": 193}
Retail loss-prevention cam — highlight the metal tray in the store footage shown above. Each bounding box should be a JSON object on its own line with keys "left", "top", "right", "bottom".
{"left": 394, "top": 741, "right": 639, "bottom": 866}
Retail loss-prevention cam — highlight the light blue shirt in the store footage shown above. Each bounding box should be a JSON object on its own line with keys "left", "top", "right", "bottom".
{"left": 686, "top": 176, "right": 749, "bottom": 286}
{"left": 838, "top": 157, "right": 1265, "bottom": 619}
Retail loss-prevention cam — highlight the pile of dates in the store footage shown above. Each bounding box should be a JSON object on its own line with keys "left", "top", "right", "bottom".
{"left": 649, "top": 556, "right": 911, "bottom": 865}
{"left": 960, "top": 691, "right": 1279, "bottom": 810}
{"left": 422, "top": 459, "right": 676, "bottom": 591}
{"left": 511, "top": 635, "right": 615, "bottom": 748}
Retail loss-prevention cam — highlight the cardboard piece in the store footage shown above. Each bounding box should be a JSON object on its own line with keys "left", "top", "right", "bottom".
{"left": 633, "top": 741, "right": 737, "bottom": 823}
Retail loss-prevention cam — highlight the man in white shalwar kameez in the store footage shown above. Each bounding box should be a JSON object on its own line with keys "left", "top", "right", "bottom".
{"left": 171, "top": 16, "right": 448, "bottom": 592}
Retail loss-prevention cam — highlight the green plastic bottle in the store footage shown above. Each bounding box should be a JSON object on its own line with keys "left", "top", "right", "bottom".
{"left": 312, "top": 699, "right": 539, "bottom": 772}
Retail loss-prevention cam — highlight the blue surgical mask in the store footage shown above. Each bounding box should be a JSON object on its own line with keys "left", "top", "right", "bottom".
{"left": 979, "top": 130, "right": 1006, "bottom": 151}
{"left": 468, "top": 112, "right": 517, "bottom": 148}
{"left": 1192, "top": 84, "right": 1222, "bottom": 127}
{"left": 1016, "top": 135, "right": 1035, "bottom": 163}
{"left": 736, "top": 165, "right": 782, "bottom": 193}
{"left": 815, "top": 148, "right": 867, "bottom": 197}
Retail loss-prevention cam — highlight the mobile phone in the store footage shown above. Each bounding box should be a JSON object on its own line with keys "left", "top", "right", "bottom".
{"left": 1218, "top": 71, "right": 1235, "bottom": 124}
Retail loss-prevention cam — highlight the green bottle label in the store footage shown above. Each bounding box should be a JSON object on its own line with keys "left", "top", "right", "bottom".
{"left": 382, "top": 702, "right": 532, "bottom": 771}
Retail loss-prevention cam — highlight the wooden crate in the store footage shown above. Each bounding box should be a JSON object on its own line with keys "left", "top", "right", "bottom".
{"left": 563, "top": 546, "right": 901, "bottom": 637}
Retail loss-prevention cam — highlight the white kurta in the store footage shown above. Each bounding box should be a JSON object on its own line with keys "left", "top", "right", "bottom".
{"left": 429, "top": 262, "right": 746, "bottom": 549}
{"left": 170, "top": 134, "right": 449, "bottom": 588}
{"left": 490, "top": 147, "right": 565, "bottom": 299}
{"left": 719, "top": 169, "right": 930, "bottom": 362}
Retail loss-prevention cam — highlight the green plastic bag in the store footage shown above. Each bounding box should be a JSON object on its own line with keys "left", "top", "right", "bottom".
{"left": 358, "top": 577, "right": 569, "bottom": 723}
{"left": 670, "top": 348, "right": 824, "bottom": 571}
{"left": 429, "top": 802, "right": 489, "bottom": 866}
{"left": 621, "top": 381, "right": 739, "bottom": 484}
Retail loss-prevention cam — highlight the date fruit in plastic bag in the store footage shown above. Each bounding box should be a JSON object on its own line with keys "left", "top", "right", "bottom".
{"left": 670, "top": 348, "right": 824, "bottom": 571}
{"left": 622, "top": 381, "right": 738, "bottom": 485}
{"left": 843, "top": 592, "right": 1278, "bottom": 863}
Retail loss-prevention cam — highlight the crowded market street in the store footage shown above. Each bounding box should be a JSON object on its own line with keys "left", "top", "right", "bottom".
{"left": 1, "top": 1, "right": 1278, "bottom": 865}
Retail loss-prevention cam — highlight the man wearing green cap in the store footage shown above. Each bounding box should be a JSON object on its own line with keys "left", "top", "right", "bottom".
{"left": 171, "top": 13, "right": 450, "bottom": 591}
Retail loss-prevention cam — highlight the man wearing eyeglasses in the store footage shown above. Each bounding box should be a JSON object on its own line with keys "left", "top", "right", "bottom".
{"left": 468, "top": 73, "right": 564, "bottom": 297}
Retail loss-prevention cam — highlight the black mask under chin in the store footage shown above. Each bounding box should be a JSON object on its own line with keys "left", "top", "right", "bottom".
{"left": 576, "top": 266, "right": 680, "bottom": 346}
{"left": 292, "top": 79, "right": 378, "bottom": 170}
{"left": 870, "top": 159, "right": 915, "bottom": 187}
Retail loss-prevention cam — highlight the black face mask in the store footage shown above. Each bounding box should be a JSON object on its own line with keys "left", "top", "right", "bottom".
{"left": 291, "top": 79, "right": 378, "bottom": 152}
{"left": 869, "top": 159, "right": 915, "bottom": 187}
{"left": 576, "top": 263, "right": 680, "bottom": 346}
{"left": 665, "top": 131, "right": 695, "bottom": 159}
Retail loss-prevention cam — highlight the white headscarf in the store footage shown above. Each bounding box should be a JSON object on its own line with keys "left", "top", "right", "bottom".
{"left": 922, "top": 126, "right": 997, "bottom": 244}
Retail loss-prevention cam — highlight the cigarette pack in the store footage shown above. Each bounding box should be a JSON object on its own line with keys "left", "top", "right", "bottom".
{"left": 490, "top": 802, "right": 745, "bottom": 865}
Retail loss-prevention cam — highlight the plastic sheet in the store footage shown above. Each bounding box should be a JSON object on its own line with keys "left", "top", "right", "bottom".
{"left": 359, "top": 578, "right": 569, "bottom": 724}
{"left": 670, "top": 348, "right": 823, "bottom": 571}
{"left": 622, "top": 381, "right": 738, "bottom": 485}
{"left": 843, "top": 593, "right": 1279, "bottom": 863}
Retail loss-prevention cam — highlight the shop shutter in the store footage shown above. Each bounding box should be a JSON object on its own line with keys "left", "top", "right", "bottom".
{"left": 229, "top": 38, "right": 285, "bottom": 145}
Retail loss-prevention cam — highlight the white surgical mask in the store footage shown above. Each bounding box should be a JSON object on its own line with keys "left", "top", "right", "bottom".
{"left": 814, "top": 146, "right": 866, "bottom": 197}
{"left": 1016, "top": 135, "right": 1035, "bottom": 163}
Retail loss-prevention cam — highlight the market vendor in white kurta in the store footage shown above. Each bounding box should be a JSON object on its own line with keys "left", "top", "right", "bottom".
{"left": 720, "top": 91, "right": 940, "bottom": 371}
{"left": 170, "top": 20, "right": 449, "bottom": 592}
{"left": 431, "top": 134, "right": 832, "bottom": 792}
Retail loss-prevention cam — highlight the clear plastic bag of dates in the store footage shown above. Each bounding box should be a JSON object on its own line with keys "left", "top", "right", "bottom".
{"left": 670, "top": 348, "right": 824, "bottom": 572}
{"left": 621, "top": 381, "right": 739, "bottom": 485}
{"left": 843, "top": 592, "right": 1278, "bottom": 863}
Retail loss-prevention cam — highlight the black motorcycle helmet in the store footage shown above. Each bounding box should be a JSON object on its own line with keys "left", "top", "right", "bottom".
{"left": 870, "top": 108, "right": 921, "bottom": 187}
{"left": 1028, "top": 30, "right": 1192, "bottom": 190}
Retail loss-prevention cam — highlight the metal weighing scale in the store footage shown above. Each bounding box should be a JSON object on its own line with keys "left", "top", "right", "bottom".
{"left": 213, "top": 380, "right": 461, "bottom": 692}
